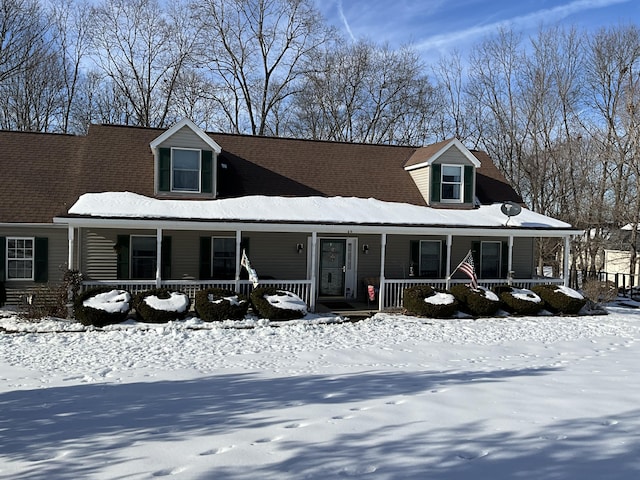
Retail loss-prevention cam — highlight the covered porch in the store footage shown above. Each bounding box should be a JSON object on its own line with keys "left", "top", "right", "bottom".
{"left": 55, "top": 192, "right": 578, "bottom": 313}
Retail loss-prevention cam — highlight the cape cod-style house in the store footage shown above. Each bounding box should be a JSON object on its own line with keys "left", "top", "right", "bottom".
{"left": 1, "top": 119, "right": 579, "bottom": 311}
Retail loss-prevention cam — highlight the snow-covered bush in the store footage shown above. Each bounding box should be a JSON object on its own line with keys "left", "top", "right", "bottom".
{"left": 450, "top": 284, "right": 502, "bottom": 317}
{"left": 493, "top": 286, "right": 543, "bottom": 315}
{"left": 531, "top": 284, "right": 587, "bottom": 314}
{"left": 74, "top": 287, "right": 131, "bottom": 327}
{"left": 403, "top": 285, "right": 458, "bottom": 318}
{"left": 250, "top": 287, "right": 307, "bottom": 320}
{"left": 133, "top": 288, "right": 191, "bottom": 323}
{"left": 195, "top": 288, "right": 249, "bottom": 322}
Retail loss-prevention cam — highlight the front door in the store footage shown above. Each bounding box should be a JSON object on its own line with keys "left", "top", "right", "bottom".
{"left": 319, "top": 239, "right": 346, "bottom": 296}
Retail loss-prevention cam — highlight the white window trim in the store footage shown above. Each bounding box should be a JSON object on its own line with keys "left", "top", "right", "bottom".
{"left": 171, "top": 147, "right": 202, "bottom": 193}
{"left": 6, "top": 236, "right": 35, "bottom": 281}
{"left": 130, "top": 235, "right": 157, "bottom": 280}
{"left": 440, "top": 164, "right": 464, "bottom": 203}
{"left": 480, "top": 241, "right": 502, "bottom": 278}
{"left": 211, "top": 236, "right": 236, "bottom": 279}
{"left": 419, "top": 240, "right": 442, "bottom": 278}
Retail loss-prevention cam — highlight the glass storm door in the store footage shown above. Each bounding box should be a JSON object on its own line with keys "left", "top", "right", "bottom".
{"left": 319, "top": 239, "right": 346, "bottom": 296}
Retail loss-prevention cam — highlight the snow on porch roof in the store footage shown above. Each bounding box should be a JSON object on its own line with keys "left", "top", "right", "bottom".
{"left": 60, "top": 192, "right": 574, "bottom": 231}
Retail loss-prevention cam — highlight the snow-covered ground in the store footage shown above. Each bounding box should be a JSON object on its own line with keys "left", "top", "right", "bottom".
{"left": 1, "top": 304, "right": 639, "bottom": 479}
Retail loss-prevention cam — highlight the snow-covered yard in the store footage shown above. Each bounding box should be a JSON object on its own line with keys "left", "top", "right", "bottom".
{"left": 1, "top": 304, "right": 639, "bottom": 479}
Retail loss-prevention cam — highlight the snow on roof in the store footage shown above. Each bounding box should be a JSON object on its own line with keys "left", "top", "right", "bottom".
{"left": 65, "top": 192, "right": 572, "bottom": 229}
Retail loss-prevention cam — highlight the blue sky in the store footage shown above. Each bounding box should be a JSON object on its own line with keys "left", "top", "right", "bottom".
{"left": 315, "top": 0, "right": 639, "bottom": 62}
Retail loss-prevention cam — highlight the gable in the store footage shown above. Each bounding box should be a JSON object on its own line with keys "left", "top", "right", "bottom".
{"left": 404, "top": 139, "right": 481, "bottom": 208}
{"left": 150, "top": 119, "right": 221, "bottom": 198}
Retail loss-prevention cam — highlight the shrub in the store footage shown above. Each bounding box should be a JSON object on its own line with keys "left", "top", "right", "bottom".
{"left": 403, "top": 285, "right": 458, "bottom": 318}
{"left": 450, "top": 284, "right": 502, "bottom": 317}
{"left": 133, "top": 288, "right": 191, "bottom": 323}
{"left": 250, "top": 287, "right": 307, "bottom": 320}
{"left": 74, "top": 287, "right": 131, "bottom": 327}
{"left": 493, "top": 285, "right": 543, "bottom": 315}
{"left": 195, "top": 288, "right": 249, "bottom": 321}
{"left": 531, "top": 284, "right": 587, "bottom": 314}
{"left": 581, "top": 279, "right": 617, "bottom": 305}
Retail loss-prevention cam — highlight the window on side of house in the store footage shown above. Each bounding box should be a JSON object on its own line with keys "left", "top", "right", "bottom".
{"left": 212, "top": 237, "right": 236, "bottom": 280}
{"left": 420, "top": 240, "right": 442, "bottom": 277}
{"left": 131, "top": 236, "right": 157, "bottom": 280}
{"left": 480, "top": 241, "right": 501, "bottom": 279}
{"left": 172, "top": 148, "right": 201, "bottom": 192}
{"left": 441, "top": 165, "right": 463, "bottom": 202}
{"left": 6, "top": 237, "right": 34, "bottom": 280}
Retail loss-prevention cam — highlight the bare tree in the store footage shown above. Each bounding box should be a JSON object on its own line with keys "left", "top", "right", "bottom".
{"left": 48, "top": 0, "right": 92, "bottom": 133}
{"left": 88, "top": 0, "right": 195, "bottom": 127}
{"left": 192, "top": 0, "right": 333, "bottom": 136}
{"left": 290, "top": 39, "right": 438, "bottom": 145}
{"left": 0, "top": 0, "right": 48, "bottom": 83}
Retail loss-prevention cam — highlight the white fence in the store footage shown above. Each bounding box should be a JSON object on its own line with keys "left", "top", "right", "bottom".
{"left": 82, "top": 279, "right": 314, "bottom": 309}
{"left": 382, "top": 277, "right": 565, "bottom": 310}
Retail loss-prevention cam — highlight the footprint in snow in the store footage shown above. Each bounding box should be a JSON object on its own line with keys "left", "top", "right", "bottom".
{"left": 152, "top": 466, "right": 187, "bottom": 476}
{"left": 199, "top": 445, "right": 235, "bottom": 456}
{"left": 284, "top": 422, "right": 306, "bottom": 429}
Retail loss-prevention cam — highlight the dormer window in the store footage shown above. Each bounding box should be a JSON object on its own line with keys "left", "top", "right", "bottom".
{"left": 172, "top": 148, "right": 201, "bottom": 192}
{"left": 150, "top": 118, "right": 222, "bottom": 198}
{"left": 441, "top": 165, "right": 463, "bottom": 202}
{"left": 158, "top": 147, "right": 213, "bottom": 195}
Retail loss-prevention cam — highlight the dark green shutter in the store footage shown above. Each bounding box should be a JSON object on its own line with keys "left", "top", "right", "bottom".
{"left": 116, "top": 235, "right": 130, "bottom": 279}
{"left": 34, "top": 237, "right": 48, "bottom": 283}
{"left": 201, "top": 150, "right": 213, "bottom": 194}
{"left": 430, "top": 164, "right": 441, "bottom": 203}
{"left": 410, "top": 240, "right": 420, "bottom": 277}
{"left": 161, "top": 236, "right": 172, "bottom": 278}
{"left": 199, "top": 236, "right": 212, "bottom": 280}
{"left": 159, "top": 148, "right": 171, "bottom": 192}
{"left": 501, "top": 241, "right": 509, "bottom": 278}
{"left": 0, "top": 237, "right": 5, "bottom": 281}
{"left": 464, "top": 165, "right": 474, "bottom": 203}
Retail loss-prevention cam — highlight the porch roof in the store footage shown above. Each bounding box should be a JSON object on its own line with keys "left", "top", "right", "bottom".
{"left": 54, "top": 192, "right": 578, "bottom": 237}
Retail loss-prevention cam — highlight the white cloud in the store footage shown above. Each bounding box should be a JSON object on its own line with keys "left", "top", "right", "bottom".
{"left": 415, "top": 0, "right": 631, "bottom": 52}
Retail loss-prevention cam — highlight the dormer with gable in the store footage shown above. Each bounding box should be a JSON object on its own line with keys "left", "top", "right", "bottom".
{"left": 149, "top": 118, "right": 222, "bottom": 198}
{"left": 404, "top": 138, "right": 481, "bottom": 208}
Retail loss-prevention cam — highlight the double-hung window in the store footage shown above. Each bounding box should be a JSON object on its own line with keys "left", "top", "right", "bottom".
{"left": 212, "top": 237, "right": 236, "bottom": 279}
{"left": 441, "top": 165, "right": 463, "bottom": 202}
{"left": 480, "top": 241, "right": 501, "bottom": 279}
{"left": 7, "top": 237, "right": 34, "bottom": 280}
{"left": 419, "top": 240, "right": 442, "bottom": 277}
{"left": 131, "top": 236, "right": 157, "bottom": 280}
{"left": 172, "top": 148, "right": 201, "bottom": 192}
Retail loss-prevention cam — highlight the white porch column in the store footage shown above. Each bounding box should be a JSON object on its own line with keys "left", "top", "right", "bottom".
{"left": 445, "top": 234, "right": 452, "bottom": 289}
{"left": 155, "top": 228, "right": 162, "bottom": 287}
{"left": 378, "top": 233, "right": 387, "bottom": 311}
{"left": 563, "top": 236, "right": 570, "bottom": 286}
{"left": 235, "top": 230, "right": 242, "bottom": 291}
{"left": 310, "top": 232, "right": 317, "bottom": 312}
{"left": 507, "top": 235, "right": 514, "bottom": 285}
{"left": 67, "top": 226, "right": 75, "bottom": 270}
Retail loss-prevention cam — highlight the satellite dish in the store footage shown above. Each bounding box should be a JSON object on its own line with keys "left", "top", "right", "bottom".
{"left": 501, "top": 201, "right": 522, "bottom": 217}
{"left": 501, "top": 201, "right": 522, "bottom": 226}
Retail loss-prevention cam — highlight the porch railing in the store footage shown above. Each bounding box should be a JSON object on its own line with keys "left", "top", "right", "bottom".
{"left": 82, "top": 277, "right": 564, "bottom": 313}
{"left": 81, "top": 279, "right": 314, "bottom": 310}
{"left": 382, "top": 277, "right": 565, "bottom": 310}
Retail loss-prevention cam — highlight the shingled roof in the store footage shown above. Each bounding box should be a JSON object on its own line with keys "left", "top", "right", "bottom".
{"left": 1, "top": 123, "right": 522, "bottom": 224}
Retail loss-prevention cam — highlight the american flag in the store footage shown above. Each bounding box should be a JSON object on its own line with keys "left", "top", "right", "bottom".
{"left": 456, "top": 250, "right": 478, "bottom": 290}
